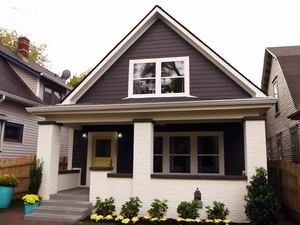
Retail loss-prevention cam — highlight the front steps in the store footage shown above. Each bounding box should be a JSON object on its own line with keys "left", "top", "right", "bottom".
{"left": 25, "top": 188, "right": 92, "bottom": 223}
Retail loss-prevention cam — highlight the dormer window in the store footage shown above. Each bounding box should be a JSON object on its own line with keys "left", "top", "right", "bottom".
{"left": 128, "top": 56, "right": 190, "bottom": 98}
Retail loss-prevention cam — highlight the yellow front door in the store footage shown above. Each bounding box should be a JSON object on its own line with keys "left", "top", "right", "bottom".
{"left": 92, "top": 136, "right": 113, "bottom": 167}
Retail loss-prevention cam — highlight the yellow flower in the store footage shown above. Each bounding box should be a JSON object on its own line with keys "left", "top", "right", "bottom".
{"left": 205, "top": 219, "right": 213, "bottom": 223}
{"left": 115, "top": 215, "right": 124, "bottom": 221}
{"left": 176, "top": 217, "right": 184, "bottom": 222}
{"left": 132, "top": 217, "right": 139, "bottom": 223}
{"left": 105, "top": 215, "right": 113, "bottom": 220}
{"left": 143, "top": 215, "right": 151, "bottom": 220}
{"left": 22, "top": 194, "right": 40, "bottom": 204}
{"left": 90, "top": 213, "right": 98, "bottom": 221}
{"left": 150, "top": 217, "right": 158, "bottom": 221}
{"left": 122, "top": 218, "right": 131, "bottom": 224}
{"left": 194, "top": 218, "right": 201, "bottom": 223}
{"left": 184, "top": 218, "right": 194, "bottom": 222}
{"left": 159, "top": 217, "right": 167, "bottom": 221}
{"left": 223, "top": 219, "right": 231, "bottom": 225}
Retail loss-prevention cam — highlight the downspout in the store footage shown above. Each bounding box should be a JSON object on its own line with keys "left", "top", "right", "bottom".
{"left": 0, "top": 94, "right": 6, "bottom": 158}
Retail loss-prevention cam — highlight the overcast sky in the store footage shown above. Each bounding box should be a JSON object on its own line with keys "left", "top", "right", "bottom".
{"left": 1, "top": 0, "right": 300, "bottom": 86}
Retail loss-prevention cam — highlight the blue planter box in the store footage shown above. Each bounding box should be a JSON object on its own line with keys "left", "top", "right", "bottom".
{"left": 24, "top": 202, "right": 39, "bottom": 215}
{"left": 0, "top": 186, "right": 14, "bottom": 208}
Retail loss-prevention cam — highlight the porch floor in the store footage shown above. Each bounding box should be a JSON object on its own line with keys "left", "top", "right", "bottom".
{"left": 58, "top": 187, "right": 89, "bottom": 196}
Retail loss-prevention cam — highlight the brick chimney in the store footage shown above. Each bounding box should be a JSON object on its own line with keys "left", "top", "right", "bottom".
{"left": 17, "top": 37, "right": 30, "bottom": 59}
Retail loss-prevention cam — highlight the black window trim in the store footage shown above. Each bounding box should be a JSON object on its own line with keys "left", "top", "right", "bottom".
{"left": 4, "top": 122, "right": 24, "bottom": 143}
{"left": 43, "top": 85, "right": 63, "bottom": 105}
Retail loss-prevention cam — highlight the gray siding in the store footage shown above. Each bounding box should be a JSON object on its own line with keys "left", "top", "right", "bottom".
{"left": 60, "top": 127, "right": 70, "bottom": 156}
{"left": 8, "top": 63, "right": 38, "bottom": 96}
{"left": 266, "top": 58, "right": 300, "bottom": 161}
{"left": 0, "top": 101, "right": 41, "bottom": 159}
{"left": 78, "top": 20, "right": 250, "bottom": 104}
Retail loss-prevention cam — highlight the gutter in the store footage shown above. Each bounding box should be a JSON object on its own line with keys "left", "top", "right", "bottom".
{"left": 0, "top": 95, "right": 5, "bottom": 104}
{"left": 0, "top": 91, "right": 41, "bottom": 107}
{"left": 27, "top": 97, "right": 277, "bottom": 115}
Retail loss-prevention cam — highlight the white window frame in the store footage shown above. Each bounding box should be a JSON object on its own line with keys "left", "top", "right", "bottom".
{"left": 154, "top": 132, "right": 224, "bottom": 175}
{"left": 128, "top": 56, "right": 190, "bottom": 98}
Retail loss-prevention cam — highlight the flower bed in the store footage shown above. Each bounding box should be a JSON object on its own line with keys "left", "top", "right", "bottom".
{"left": 88, "top": 214, "right": 232, "bottom": 225}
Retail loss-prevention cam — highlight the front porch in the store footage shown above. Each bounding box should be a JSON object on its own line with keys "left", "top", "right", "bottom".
{"left": 35, "top": 116, "right": 267, "bottom": 223}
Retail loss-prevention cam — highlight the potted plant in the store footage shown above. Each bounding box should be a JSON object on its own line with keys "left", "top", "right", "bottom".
{"left": 0, "top": 174, "right": 19, "bottom": 208}
{"left": 22, "top": 194, "right": 41, "bottom": 215}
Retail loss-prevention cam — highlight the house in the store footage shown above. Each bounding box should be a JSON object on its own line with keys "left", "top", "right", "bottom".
{"left": 0, "top": 37, "right": 72, "bottom": 160}
{"left": 27, "top": 6, "right": 275, "bottom": 223}
{"left": 262, "top": 46, "right": 300, "bottom": 163}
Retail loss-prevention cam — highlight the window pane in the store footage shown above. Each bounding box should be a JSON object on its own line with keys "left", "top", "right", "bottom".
{"left": 154, "top": 137, "right": 163, "bottom": 154}
{"left": 133, "top": 79, "right": 155, "bottom": 94}
{"left": 198, "top": 156, "right": 219, "bottom": 173}
{"left": 170, "top": 156, "right": 190, "bottom": 173}
{"left": 154, "top": 156, "right": 163, "bottom": 173}
{"left": 95, "top": 139, "right": 111, "bottom": 157}
{"left": 161, "top": 61, "right": 184, "bottom": 77}
{"left": 170, "top": 136, "right": 190, "bottom": 154}
{"left": 198, "top": 136, "right": 219, "bottom": 154}
{"left": 133, "top": 63, "right": 155, "bottom": 79}
{"left": 161, "top": 78, "right": 184, "bottom": 93}
{"left": 44, "top": 86, "right": 52, "bottom": 94}
{"left": 4, "top": 122, "right": 23, "bottom": 142}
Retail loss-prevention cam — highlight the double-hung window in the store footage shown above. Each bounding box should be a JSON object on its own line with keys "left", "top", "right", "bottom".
{"left": 128, "top": 57, "right": 190, "bottom": 98}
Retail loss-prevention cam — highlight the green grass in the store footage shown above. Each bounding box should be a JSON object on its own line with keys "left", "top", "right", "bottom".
{"left": 0, "top": 198, "right": 23, "bottom": 214}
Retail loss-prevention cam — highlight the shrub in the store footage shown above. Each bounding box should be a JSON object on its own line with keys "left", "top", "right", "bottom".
{"left": 0, "top": 174, "right": 18, "bottom": 187}
{"left": 205, "top": 201, "right": 229, "bottom": 219}
{"left": 121, "top": 197, "right": 142, "bottom": 218}
{"left": 94, "top": 197, "right": 116, "bottom": 216}
{"left": 244, "top": 167, "right": 281, "bottom": 225}
{"left": 28, "top": 158, "right": 43, "bottom": 194}
{"left": 177, "top": 201, "right": 199, "bottom": 219}
{"left": 148, "top": 199, "right": 168, "bottom": 218}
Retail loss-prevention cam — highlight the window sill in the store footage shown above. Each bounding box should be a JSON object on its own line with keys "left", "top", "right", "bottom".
{"left": 151, "top": 174, "right": 247, "bottom": 180}
{"left": 89, "top": 166, "right": 113, "bottom": 171}
{"left": 107, "top": 173, "right": 133, "bottom": 178}
{"left": 123, "top": 95, "right": 197, "bottom": 99}
{"left": 58, "top": 169, "right": 80, "bottom": 174}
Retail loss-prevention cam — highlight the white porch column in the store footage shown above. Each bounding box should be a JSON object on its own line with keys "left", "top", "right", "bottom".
{"left": 36, "top": 122, "right": 61, "bottom": 199}
{"left": 132, "top": 120, "right": 154, "bottom": 210}
{"left": 67, "top": 128, "right": 74, "bottom": 170}
{"left": 244, "top": 119, "right": 267, "bottom": 181}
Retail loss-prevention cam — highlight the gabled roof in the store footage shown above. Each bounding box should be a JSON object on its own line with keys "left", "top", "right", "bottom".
{"left": 62, "top": 5, "right": 265, "bottom": 104}
{"left": 0, "top": 57, "right": 42, "bottom": 106}
{"left": 0, "top": 44, "right": 70, "bottom": 90}
{"left": 262, "top": 46, "right": 300, "bottom": 110}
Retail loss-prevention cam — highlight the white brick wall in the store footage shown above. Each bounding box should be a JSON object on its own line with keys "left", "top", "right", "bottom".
{"left": 244, "top": 120, "right": 267, "bottom": 179}
{"left": 57, "top": 172, "right": 80, "bottom": 192}
{"left": 89, "top": 171, "right": 247, "bottom": 222}
{"left": 36, "top": 124, "right": 61, "bottom": 199}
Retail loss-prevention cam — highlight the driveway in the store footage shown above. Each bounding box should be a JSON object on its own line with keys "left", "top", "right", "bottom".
{"left": 0, "top": 207, "right": 70, "bottom": 225}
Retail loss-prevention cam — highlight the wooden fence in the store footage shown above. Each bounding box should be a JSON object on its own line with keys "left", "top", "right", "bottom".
{"left": 268, "top": 160, "right": 300, "bottom": 224}
{"left": 0, "top": 155, "right": 67, "bottom": 199}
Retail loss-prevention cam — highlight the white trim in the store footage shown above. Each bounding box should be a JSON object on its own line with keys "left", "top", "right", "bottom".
{"left": 128, "top": 56, "right": 190, "bottom": 98}
{"left": 36, "top": 78, "right": 41, "bottom": 97}
{"left": 154, "top": 131, "right": 224, "bottom": 175}
{"left": 62, "top": 6, "right": 265, "bottom": 104}
{"left": 0, "top": 90, "right": 41, "bottom": 106}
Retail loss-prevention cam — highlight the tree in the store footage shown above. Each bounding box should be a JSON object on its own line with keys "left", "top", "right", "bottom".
{"left": 0, "top": 28, "right": 48, "bottom": 66}
{"left": 67, "top": 68, "right": 91, "bottom": 89}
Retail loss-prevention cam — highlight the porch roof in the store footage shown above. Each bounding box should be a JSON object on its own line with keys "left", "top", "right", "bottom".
{"left": 27, "top": 97, "right": 276, "bottom": 116}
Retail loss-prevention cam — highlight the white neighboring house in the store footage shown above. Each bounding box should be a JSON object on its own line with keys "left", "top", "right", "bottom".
{"left": 28, "top": 6, "right": 275, "bottom": 223}
{"left": 0, "top": 37, "right": 71, "bottom": 159}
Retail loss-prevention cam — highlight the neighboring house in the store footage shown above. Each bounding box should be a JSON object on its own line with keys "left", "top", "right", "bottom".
{"left": 0, "top": 37, "right": 71, "bottom": 159}
{"left": 262, "top": 46, "right": 300, "bottom": 163}
{"left": 28, "top": 6, "right": 275, "bottom": 222}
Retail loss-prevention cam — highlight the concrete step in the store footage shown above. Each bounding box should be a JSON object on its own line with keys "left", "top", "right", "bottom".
{"left": 33, "top": 205, "right": 92, "bottom": 216}
{"left": 41, "top": 199, "right": 92, "bottom": 208}
{"left": 50, "top": 193, "right": 89, "bottom": 201}
{"left": 25, "top": 212, "right": 82, "bottom": 223}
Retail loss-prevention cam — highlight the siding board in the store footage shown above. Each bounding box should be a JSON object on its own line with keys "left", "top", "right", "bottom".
{"left": 78, "top": 20, "right": 250, "bottom": 104}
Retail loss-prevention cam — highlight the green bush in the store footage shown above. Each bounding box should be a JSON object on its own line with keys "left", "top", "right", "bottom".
{"left": 94, "top": 197, "right": 116, "bottom": 216}
{"left": 177, "top": 201, "right": 199, "bottom": 219}
{"left": 121, "top": 197, "right": 142, "bottom": 218}
{"left": 205, "top": 201, "right": 229, "bottom": 219}
{"left": 28, "top": 158, "right": 43, "bottom": 194}
{"left": 148, "top": 199, "right": 168, "bottom": 218}
{"left": 244, "top": 167, "right": 281, "bottom": 225}
{"left": 0, "top": 174, "right": 19, "bottom": 187}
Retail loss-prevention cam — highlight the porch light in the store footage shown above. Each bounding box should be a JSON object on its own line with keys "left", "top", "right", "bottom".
{"left": 82, "top": 133, "right": 87, "bottom": 139}
{"left": 194, "top": 188, "right": 203, "bottom": 208}
{"left": 118, "top": 133, "right": 123, "bottom": 138}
